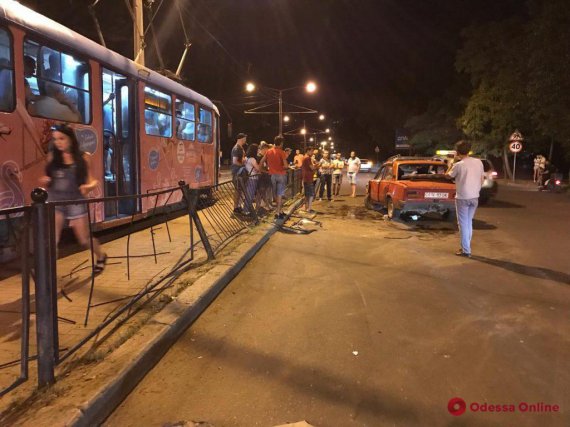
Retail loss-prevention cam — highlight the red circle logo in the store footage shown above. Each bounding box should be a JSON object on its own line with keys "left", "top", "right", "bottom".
{"left": 448, "top": 397, "right": 466, "bottom": 416}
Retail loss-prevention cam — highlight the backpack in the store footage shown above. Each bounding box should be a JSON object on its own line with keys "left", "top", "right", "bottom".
{"left": 236, "top": 165, "right": 249, "bottom": 181}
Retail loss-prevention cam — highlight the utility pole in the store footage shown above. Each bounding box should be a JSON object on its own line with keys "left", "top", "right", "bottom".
{"left": 133, "top": 0, "right": 145, "bottom": 66}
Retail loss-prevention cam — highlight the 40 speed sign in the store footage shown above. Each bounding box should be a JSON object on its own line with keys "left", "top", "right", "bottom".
{"left": 509, "top": 141, "right": 523, "bottom": 153}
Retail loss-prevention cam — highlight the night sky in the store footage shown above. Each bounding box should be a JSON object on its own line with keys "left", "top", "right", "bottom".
{"left": 23, "top": 0, "right": 524, "bottom": 156}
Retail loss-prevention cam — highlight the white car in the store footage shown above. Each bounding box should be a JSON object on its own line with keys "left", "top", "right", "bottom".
{"left": 360, "top": 159, "right": 373, "bottom": 172}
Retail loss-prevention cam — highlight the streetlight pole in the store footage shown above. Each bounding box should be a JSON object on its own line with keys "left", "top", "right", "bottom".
{"left": 278, "top": 89, "right": 283, "bottom": 136}
{"left": 244, "top": 81, "right": 317, "bottom": 137}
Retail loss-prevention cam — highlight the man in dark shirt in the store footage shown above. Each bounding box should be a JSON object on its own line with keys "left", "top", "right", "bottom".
{"left": 231, "top": 133, "right": 247, "bottom": 212}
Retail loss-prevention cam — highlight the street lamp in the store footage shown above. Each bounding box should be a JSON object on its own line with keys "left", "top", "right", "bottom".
{"left": 283, "top": 115, "right": 290, "bottom": 123}
{"left": 244, "top": 80, "right": 318, "bottom": 135}
{"left": 319, "top": 114, "right": 325, "bottom": 121}
{"left": 325, "top": 128, "right": 330, "bottom": 133}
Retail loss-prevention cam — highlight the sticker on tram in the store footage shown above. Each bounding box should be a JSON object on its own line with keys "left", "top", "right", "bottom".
{"left": 177, "top": 141, "right": 185, "bottom": 164}
{"left": 76, "top": 128, "right": 98, "bottom": 154}
{"left": 149, "top": 150, "right": 160, "bottom": 170}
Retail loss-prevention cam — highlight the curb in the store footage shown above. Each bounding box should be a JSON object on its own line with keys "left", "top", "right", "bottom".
{"left": 69, "top": 200, "right": 302, "bottom": 426}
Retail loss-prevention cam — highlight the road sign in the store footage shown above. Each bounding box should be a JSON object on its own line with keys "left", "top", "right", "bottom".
{"left": 508, "top": 130, "right": 524, "bottom": 142}
{"left": 374, "top": 146, "right": 380, "bottom": 153}
{"left": 508, "top": 130, "right": 524, "bottom": 182}
{"left": 509, "top": 141, "right": 523, "bottom": 153}
{"left": 395, "top": 129, "right": 410, "bottom": 149}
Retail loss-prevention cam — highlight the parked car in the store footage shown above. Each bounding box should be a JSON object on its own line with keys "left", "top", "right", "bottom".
{"left": 365, "top": 156, "right": 456, "bottom": 220}
{"left": 480, "top": 158, "right": 498, "bottom": 204}
{"left": 435, "top": 151, "right": 498, "bottom": 204}
{"left": 359, "top": 159, "right": 373, "bottom": 172}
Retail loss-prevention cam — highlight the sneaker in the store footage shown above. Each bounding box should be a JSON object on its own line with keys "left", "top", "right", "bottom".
{"left": 455, "top": 249, "right": 471, "bottom": 258}
{"left": 233, "top": 207, "right": 243, "bottom": 214}
{"left": 278, "top": 213, "right": 286, "bottom": 219}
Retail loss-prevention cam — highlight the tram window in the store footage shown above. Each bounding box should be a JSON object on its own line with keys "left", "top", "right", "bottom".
{"left": 175, "top": 99, "right": 195, "bottom": 141}
{"left": 144, "top": 86, "right": 171, "bottom": 137}
{"left": 197, "top": 107, "right": 212, "bottom": 143}
{"left": 23, "top": 39, "right": 90, "bottom": 124}
{"left": 0, "top": 27, "right": 14, "bottom": 112}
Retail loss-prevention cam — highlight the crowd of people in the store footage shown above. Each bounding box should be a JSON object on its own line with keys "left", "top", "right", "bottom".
{"left": 230, "top": 133, "right": 362, "bottom": 219}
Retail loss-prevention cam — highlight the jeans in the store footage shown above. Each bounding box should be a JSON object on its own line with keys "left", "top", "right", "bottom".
{"left": 245, "top": 176, "right": 258, "bottom": 213}
{"left": 456, "top": 198, "right": 478, "bottom": 254}
{"left": 319, "top": 174, "right": 332, "bottom": 199}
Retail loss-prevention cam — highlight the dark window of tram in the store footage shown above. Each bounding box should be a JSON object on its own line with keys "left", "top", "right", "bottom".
{"left": 23, "top": 40, "right": 90, "bottom": 124}
{"left": 197, "top": 108, "right": 212, "bottom": 143}
{"left": 0, "top": 28, "right": 15, "bottom": 112}
{"left": 144, "top": 86, "right": 171, "bottom": 137}
{"left": 175, "top": 99, "right": 195, "bottom": 141}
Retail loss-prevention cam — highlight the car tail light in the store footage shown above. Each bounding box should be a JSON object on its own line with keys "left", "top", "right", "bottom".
{"left": 491, "top": 171, "right": 498, "bottom": 177}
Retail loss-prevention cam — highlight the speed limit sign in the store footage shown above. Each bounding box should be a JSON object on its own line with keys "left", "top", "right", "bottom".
{"left": 509, "top": 141, "right": 523, "bottom": 153}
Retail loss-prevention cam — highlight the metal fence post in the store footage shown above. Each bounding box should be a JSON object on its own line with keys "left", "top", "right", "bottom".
{"left": 31, "top": 187, "right": 58, "bottom": 387}
{"left": 179, "top": 182, "right": 215, "bottom": 260}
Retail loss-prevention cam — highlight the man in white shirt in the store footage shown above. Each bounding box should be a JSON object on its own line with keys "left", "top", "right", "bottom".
{"left": 347, "top": 151, "right": 361, "bottom": 197}
{"left": 446, "top": 141, "right": 485, "bottom": 257}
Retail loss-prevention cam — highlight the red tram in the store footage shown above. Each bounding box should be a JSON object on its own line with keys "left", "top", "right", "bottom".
{"left": 0, "top": 0, "right": 219, "bottom": 229}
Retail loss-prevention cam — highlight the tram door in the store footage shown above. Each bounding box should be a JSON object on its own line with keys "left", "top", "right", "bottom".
{"left": 102, "top": 69, "right": 138, "bottom": 218}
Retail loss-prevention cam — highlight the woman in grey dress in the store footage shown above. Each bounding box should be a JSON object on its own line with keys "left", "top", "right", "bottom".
{"left": 39, "top": 124, "right": 107, "bottom": 272}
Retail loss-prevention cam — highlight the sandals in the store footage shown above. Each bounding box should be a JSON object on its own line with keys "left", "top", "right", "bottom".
{"left": 93, "top": 253, "right": 108, "bottom": 273}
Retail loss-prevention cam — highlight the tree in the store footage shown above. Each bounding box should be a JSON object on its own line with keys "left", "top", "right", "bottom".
{"left": 405, "top": 77, "right": 468, "bottom": 155}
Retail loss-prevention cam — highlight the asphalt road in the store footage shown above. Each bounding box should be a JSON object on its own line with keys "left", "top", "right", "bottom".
{"left": 106, "top": 176, "right": 570, "bottom": 427}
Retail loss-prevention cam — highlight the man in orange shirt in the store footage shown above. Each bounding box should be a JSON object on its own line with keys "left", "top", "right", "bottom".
{"left": 293, "top": 149, "right": 304, "bottom": 169}
{"left": 260, "top": 135, "right": 289, "bottom": 219}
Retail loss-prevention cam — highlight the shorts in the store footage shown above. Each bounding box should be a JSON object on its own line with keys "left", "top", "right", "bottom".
{"left": 347, "top": 172, "right": 358, "bottom": 184}
{"left": 51, "top": 191, "right": 88, "bottom": 220}
{"left": 55, "top": 203, "right": 88, "bottom": 220}
{"left": 271, "top": 174, "right": 287, "bottom": 197}
{"left": 303, "top": 182, "right": 315, "bottom": 197}
{"left": 333, "top": 174, "right": 342, "bottom": 184}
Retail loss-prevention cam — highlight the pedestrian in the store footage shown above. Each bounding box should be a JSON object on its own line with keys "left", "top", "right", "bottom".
{"left": 39, "top": 124, "right": 107, "bottom": 272}
{"left": 347, "top": 151, "right": 361, "bottom": 197}
{"left": 293, "top": 149, "right": 304, "bottom": 169}
{"left": 332, "top": 153, "right": 344, "bottom": 196}
{"left": 257, "top": 141, "right": 273, "bottom": 211}
{"left": 446, "top": 140, "right": 485, "bottom": 258}
{"left": 260, "top": 135, "right": 289, "bottom": 219}
{"left": 301, "top": 146, "right": 318, "bottom": 213}
{"left": 318, "top": 150, "right": 333, "bottom": 201}
{"left": 230, "top": 133, "right": 247, "bottom": 213}
{"left": 244, "top": 144, "right": 261, "bottom": 215}
{"left": 536, "top": 154, "right": 546, "bottom": 186}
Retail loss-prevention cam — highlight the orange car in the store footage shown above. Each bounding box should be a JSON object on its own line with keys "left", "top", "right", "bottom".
{"left": 365, "top": 156, "right": 456, "bottom": 220}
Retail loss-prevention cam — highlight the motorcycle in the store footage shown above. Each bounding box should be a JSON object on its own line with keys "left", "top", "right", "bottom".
{"left": 539, "top": 171, "right": 564, "bottom": 193}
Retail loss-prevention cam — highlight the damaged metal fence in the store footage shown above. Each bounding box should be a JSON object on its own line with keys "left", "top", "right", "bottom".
{"left": 0, "top": 178, "right": 262, "bottom": 396}
{"left": 0, "top": 205, "right": 31, "bottom": 397}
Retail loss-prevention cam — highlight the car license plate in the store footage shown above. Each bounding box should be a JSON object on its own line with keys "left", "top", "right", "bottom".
{"left": 425, "top": 192, "right": 448, "bottom": 199}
